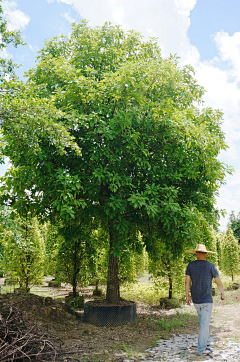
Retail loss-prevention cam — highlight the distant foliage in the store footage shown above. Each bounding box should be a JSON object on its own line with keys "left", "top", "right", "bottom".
{"left": 2, "top": 216, "right": 45, "bottom": 291}
{"left": 222, "top": 226, "right": 239, "bottom": 281}
{"left": 149, "top": 241, "right": 186, "bottom": 299}
{"left": 41, "top": 221, "right": 60, "bottom": 277}
{"left": 119, "top": 247, "right": 148, "bottom": 284}
{"left": 229, "top": 210, "right": 240, "bottom": 243}
{"left": 56, "top": 221, "right": 94, "bottom": 297}
{"left": 205, "top": 227, "right": 218, "bottom": 266}
{"left": 215, "top": 231, "right": 224, "bottom": 269}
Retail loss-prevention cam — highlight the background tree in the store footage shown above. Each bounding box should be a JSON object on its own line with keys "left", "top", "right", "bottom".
{"left": 229, "top": 210, "right": 240, "bottom": 243}
{"left": 0, "top": 22, "right": 230, "bottom": 303}
{"left": 149, "top": 240, "right": 185, "bottom": 299}
{"left": 222, "top": 226, "right": 239, "bottom": 281}
{"left": 41, "top": 221, "right": 60, "bottom": 277}
{"left": 2, "top": 215, "right": 45, "bottom": 292}
{"left": 215, "top": 231, "right": 224, "bottom": 269}
{"left": 87, "top": 228, "right": 108, "bottom": 293}
{"left": 56, "top": 216, "right": 97, "bottom": 297}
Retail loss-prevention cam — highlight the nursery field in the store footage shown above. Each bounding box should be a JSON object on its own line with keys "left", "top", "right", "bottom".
{"left": 1, "top": 275, "right": 240, "bottom": 361}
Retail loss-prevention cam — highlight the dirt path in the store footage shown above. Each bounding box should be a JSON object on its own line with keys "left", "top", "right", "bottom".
{"left": 211, "top": 303, "right": 240, "bottom": 341}
{"left": 137, "top": 297, "right": 240, "bottom": 362}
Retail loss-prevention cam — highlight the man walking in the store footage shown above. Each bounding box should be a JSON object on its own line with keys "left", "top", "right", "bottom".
{"left": 185, "top": 244, "right": 225, "bottom": 356}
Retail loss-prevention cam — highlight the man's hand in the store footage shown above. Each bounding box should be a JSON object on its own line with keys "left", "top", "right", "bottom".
{"left": 215, "top": 277, "right": 225, "bottom": 301}
{"left": 186, "top": 296, "right": 192, "bottom": 306}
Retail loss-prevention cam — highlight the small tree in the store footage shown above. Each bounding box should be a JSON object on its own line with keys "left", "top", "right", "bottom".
{"left": 41, "top": 221, "right": 61, "bottom": 277}
{"left": 2, "top": 216, "right": 45, "bottom": 292}
{"left": 149, "top": 241, "right": 185, "bottom": 299}
{"left": 222, "top": 226, "right": 239, "bottom": 281}
{"left": 229, "top": 211, "right": 240, "bottom": 243}
{"left": 87, "top": 228, "right": 109, "bottom": 292}
{"left": 56, "top": 217, "right": 97, "bottom": 297}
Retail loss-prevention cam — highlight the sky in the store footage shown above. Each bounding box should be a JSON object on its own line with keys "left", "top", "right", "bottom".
{"left": 1, "top": 0, "right": 240, "bottom": 230}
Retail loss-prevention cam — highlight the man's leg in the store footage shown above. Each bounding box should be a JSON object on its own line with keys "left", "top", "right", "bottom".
{"left": 194, "top": 303, "right": 213, "bottom": 355}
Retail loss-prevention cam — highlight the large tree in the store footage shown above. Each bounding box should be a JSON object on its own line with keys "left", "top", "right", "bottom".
{"left": 0, "top": 21, "right": 230, "bottom": 303}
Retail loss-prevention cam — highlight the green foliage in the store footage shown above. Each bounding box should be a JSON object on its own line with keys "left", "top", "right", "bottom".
{"left": 205, "top": 226, "right": 218, "bottom": 265}
{"left": 222, "top": 226, "right": 239, "bottom": 281}
{"left": 41, "top": 221, "right": 60, "bottom": 276}
{"left": 134, "top": 246, "right": 148, "bottom": 278}
{"left": 55, "top": 216, "right": 100, "bottom": 296}
{"left": 0, "top": 0, "right": 24, "bottom": 81}
{"left": 229, "top": 210, "right": 240, "bottom": 243}
{"left": 149, "top": 240, "right": 186, "bottom": 299}
{"left": 2, "top": 216, "right": 45, "bottom": 292}
{"left": 0, "top": 21, "right": 231, "bottom": 302}
{"left": 88, "top": 237, "right": 148, "bottom": 286}
{"left": 120, "top": 281, "right": 164, "bottom": 304}
{"left": 69, "top": 295, "right": 84, "bottom": 309}
{"left": 215, "top": 231, "right": 224, "bottom": 269}
{"left": 87, "top": 228, "right": 109, "bottom": 288}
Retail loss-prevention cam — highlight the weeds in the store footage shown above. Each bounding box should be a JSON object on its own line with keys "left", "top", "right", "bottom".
{"left": 121, "top": 344, "right": 132, "bottom": 359}
{"left": 156, "top": 312, "right": 191, "bottom": 333}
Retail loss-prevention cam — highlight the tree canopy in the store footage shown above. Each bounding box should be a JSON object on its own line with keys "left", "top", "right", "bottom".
{"left": 0, "top": 21, "right": 231, "bottom": 302}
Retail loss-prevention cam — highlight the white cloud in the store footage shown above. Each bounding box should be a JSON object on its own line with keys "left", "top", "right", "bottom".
{"left": 61, "top": 11, "right": 76, "bottom": 23}
{"left": 214, "top": 31, "right": 240, "bottom": 83}
{"left": 174, "top": 0, "right": 197, "bottom": 16}
{"left": 0, "top": 48, "right": 9, "bottom": 59}
{"left": 2, "top": 1, "right": 30, "bottom": 31}
{"left": 56, "top": 0, "right": 200, "bottom": 63}
{"left": 29, "top": 45, "right": 39, "bottom": 52}
{"left": 194, "top": 61, "right": 240, "bottom": 159}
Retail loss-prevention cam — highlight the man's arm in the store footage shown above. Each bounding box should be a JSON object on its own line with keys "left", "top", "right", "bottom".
{"left": 185, "top": 275, "right": 192, "bottom": 305}
{"left": 215, "top": 276, "right": 225, "bottom": 300}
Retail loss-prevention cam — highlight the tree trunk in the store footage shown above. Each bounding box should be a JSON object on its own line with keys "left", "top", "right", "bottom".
{"left": 72, "top": 274, "right": 77, "bottom": 298}
{"left": 72, "top": 240, "right": 77, "bottom": 298}
{"left": 25, "top": 276, "right": 29, "bottom": 293}
{"left": 169, "top": 276, "right": 173, "bottom": 299}
{"left": 106, "top": 233, "right": 119, "bottom": 303}
{"left": 95, "top": 278, "right": 99, "bottom": 291}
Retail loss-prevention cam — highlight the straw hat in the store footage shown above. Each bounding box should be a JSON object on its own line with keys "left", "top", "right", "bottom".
{"left": 185, "top": 244, "right": 217, "bottom": 254}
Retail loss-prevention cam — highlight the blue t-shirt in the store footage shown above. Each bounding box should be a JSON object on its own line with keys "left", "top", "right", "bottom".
{"left": 186, "top": 260, "right": 219, "bottom": 304}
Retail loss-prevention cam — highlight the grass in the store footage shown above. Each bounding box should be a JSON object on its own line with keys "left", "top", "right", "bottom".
{"left": 155, "top": 311, "right": 192, "bottom": 332}
{"left": 120, "top": 281, "right": 178, "bottom": 304}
